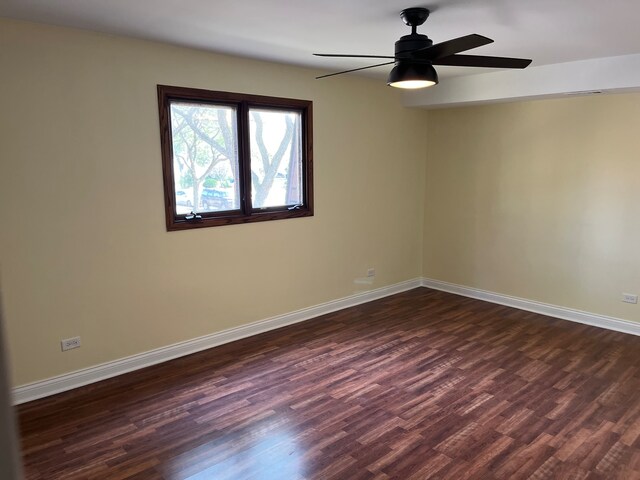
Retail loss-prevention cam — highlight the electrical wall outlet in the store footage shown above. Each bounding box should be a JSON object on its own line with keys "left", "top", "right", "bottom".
{"left": 622, "top": 293, "right": 638, "bottom": 304}
{"left": 61, "top": 336, "right": 81, "bottom": 351}
{"left": 367, "top": 268, "right": 376, "bottom": 277}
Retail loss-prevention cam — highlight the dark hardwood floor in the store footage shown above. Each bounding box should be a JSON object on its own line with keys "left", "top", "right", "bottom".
{"left": 17, "top": 288, "right": 640, "bottom": 479}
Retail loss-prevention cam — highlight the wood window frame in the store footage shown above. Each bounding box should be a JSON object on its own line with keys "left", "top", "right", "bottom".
{"left": 157, "top": 85, "right": 314, "bottom": 231}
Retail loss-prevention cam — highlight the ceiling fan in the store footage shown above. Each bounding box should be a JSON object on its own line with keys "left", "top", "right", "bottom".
{"left": 314, "top": 7, "right": 532, "bottom": 89}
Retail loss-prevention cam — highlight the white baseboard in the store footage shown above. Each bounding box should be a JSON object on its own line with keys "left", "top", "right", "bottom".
{"left": 13, "top": 278, "right": 422, "bottom": 405}
{"left": 421, "top": 277, "right": 640, "bottom": 337}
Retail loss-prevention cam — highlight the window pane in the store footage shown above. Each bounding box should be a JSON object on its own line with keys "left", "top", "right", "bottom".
{"left": 249, "top": 109, "right": 303, "bottom": 209}
{"left": 169, "top": 102, "right": 240, "bottom": 214}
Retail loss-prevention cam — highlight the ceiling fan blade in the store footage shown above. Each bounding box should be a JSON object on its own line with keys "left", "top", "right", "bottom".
{"left": 316, "top": 61, "right": 395, "bottom": 79}
{"left": 433, "top": 54, "right": 532, "bottom": 69}
{"left": 413, "top": 34, "right": 493, "bottom": 60}
{"left": 314, "top": 53, "right": 395, "bottom": 59}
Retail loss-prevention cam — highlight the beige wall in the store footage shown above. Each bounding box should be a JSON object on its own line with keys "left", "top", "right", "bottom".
{"left": 0, "top": 19, "right": 427, "bottom": 386}
{"left": 423, "top": 94, "right": 640, "bottom": 323}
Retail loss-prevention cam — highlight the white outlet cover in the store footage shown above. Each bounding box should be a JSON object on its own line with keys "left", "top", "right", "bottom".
{"left": 61, "top": 336, "right": 82, "bottom": 351}
{"left": 622, "top": 293, "right": 638, "bottom": 304}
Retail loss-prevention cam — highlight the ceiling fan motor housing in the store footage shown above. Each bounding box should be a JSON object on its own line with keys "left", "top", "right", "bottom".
{"left": 395, "top": 34, "right": 433, "bottom": 59}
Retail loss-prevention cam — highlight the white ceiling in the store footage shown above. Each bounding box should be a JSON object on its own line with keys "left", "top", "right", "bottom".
{"left": 2, "top": 0, "right": 640, "bottom": 105}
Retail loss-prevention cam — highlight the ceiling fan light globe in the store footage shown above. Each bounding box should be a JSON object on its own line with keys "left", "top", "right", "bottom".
{"left": 389, "top": 79, "right": 437, "bottom": 89}
{"left": 387, "top": 61, "right": 438, "bottom": 89}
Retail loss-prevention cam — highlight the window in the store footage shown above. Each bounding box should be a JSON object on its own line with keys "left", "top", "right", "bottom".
{"left": 157, "top": 85, "right": 313, "bottom": 231}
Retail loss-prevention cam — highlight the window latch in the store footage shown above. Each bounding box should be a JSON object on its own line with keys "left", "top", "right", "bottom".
{"left": 287, "top": 204, "right": 302, "bottom": 210}
{"left": 185, "top": 211, "right": 202, "bottom": 222}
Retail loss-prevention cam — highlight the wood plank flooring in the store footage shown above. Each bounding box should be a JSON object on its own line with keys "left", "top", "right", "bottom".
{"left": 17, "top": 288, "right": 640, "bottom": 479}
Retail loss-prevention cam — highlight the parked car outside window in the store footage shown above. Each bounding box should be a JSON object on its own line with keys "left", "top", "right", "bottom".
{"left": 200, "top": 188, "right": 232, "bottom": 210}
{"left": 175, "top": 189, "right": 193, "bottom": 207}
